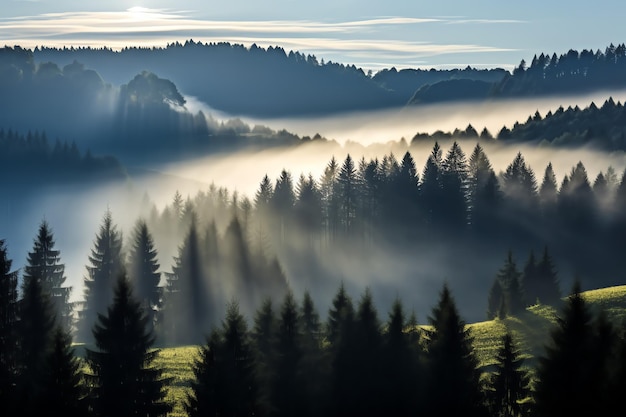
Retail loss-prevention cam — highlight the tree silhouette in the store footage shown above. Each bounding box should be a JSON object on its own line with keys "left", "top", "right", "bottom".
{"left": 39, "top": 326, "right": 88, "bottom": 417}
{"left": 485, "top": 332, "right": 532, "bottom": 417}
{"left": 24, "top": 220, "right": 73, "bottom": 331}
{"left": 185, "top": 300, "right": 256, "bottom": 417}
{"left": 127, "top": 219, "right": 161, "bottom": 334}
{"left": 16, "top": 261, "right": 56, "bottom": 416}
{"left": 0, "top": 239, "right": 19, "bottom": 414}
{"left": 382, "top": 297, "right": 421, "bottom": 417}
{"left": 163, "top": 215, "right": 211, "bottom": 346}
{"left": 79, "top": 209, "right": 123, "bottom": 344}
{"left": 533, "top": 281, "right": 601, "bottom": 417}
{"left": 251, "top": 297, "right": 276, "bottom": 416}
{"left": 271, "top": 290, "right": 306, "bottom": 417}
{"left": 85, "top": 273, "right": 171, "bottom": 417}
{"left": 423, "top": 283, "right": 487, "bottom": 417}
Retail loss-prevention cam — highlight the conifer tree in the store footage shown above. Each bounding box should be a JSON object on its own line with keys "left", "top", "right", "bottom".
{"left": 423, "top": 283, "right": 487, "bottom": 417}
{"left": 272, "top": 290, "right": 306, "bottom": 417}
{"left": 163, "top": 215, "right": 210, "bottom": 346}
{"left": 383, "top": 298, "right": 420, "bottom": 417}
{"left": 535, "top": 246, "right": 561, "bottom": 306}
{"left": 24, "top": 220, "right": 72, "bottom": 331}
{"left": 80, "top": 209, "right": 123, "bottom": 344}
{"left": 185, "top": 300, "right": 256, "bottom": 417}
{"left": 326, "top": 282, "right": 354, "bottom": 347}
{"left": 0, "top": 240, "right": 19, "bottom": 413}
{"left": 16, "top": 264, "right": 56, "bottom": 415}
{"left": 85, "top": 273, "right": 171, "bottom": 417}
{"left": 330, "top": 288, "right": 383, "bottom": 417}
{"left": 495, "top": 251, "right": 525, "bottom": 316}
{"left": 127, "top": 219, "right": 161, "bottom": 333}
{"left": 40, "top": 326, "right": 88, "bottom": 417}
{"left": 534, "top": 281, "right": 598, "bottom": 417}
{"left": 251, "top": 297, "right": 276, "bottom": 416}
{"left": 299, "top": 290, "right": 327, "bottom": 416}
{"left": 485, "top": 332, "right": 532, "bottom": 417}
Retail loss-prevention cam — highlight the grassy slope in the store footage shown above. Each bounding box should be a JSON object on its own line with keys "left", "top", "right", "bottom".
{"left": 143, "top": 285, "right": 626, "bottom": 416}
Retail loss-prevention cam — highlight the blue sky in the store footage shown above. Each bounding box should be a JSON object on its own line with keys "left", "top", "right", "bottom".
{"left": 2, "top": 0, "right": 624, "bottom": 72}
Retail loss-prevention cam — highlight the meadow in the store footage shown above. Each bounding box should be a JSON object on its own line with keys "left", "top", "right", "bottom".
{"left": 126, "top": 285, "right": 626, "bottom": 416}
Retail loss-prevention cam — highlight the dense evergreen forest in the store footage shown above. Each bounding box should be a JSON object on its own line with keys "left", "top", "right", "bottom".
{"left": 3, "top": 38, "right": 626, "bottom": 416}
{"left": 2, "top": 228, "right": 625, "bottom": 416}
{"left": 30, "top": 41, "right": 626, "bottom": 117}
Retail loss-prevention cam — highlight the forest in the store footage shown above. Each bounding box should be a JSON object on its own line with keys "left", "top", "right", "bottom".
{"left": 3, "top": 37, "right": 626, "bottom": 416}
{"left": 2, "top": 137, "right": 626, "bottom": 415}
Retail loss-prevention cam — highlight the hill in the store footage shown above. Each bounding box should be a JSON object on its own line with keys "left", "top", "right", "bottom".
{"left": 148, "top": 284, "right": 626, "bottom": 416}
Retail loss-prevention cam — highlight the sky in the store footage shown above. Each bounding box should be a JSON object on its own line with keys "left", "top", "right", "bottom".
{"left": 2, "top": 1, "right": 625, "bottom": 73}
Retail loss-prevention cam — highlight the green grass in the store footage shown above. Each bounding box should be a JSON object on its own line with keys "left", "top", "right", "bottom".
{"left": 78, "top": 285, "right": 626, "bottom": 416}
{"left": 157, "top": 345, "right": 198, "bottom": 417}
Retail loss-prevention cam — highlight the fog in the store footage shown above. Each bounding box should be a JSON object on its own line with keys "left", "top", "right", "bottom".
{"left": 5, "top": 91, "right": 626, "bottom": 329}
{"left": 234, "top": 89, "right": 626, "bottom": 147}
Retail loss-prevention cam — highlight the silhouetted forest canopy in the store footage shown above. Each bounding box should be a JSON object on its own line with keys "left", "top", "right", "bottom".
{"left": 411, "top": 97, "right": 626, "bottom": 151}
{"left": 28, "top": 41, "right": 626, "bottom": 117}
{"left": 3, "top": 38, "right": 626, "bottom": 416}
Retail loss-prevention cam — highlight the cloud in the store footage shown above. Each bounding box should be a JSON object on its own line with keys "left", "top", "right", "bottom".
{"left": 0, "top": 8, "right": 518, "bottom": 70}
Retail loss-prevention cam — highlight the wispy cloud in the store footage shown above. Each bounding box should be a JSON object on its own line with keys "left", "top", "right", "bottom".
{"left": 0, "top": 8, "right": 519, "bottom": 70}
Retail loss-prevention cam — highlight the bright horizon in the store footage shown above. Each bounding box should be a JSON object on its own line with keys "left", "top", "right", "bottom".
{"left": 2, "top": 1, "right": 625, "bottom": 73}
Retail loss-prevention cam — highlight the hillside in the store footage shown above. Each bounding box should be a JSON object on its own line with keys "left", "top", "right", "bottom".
{"left": 150, "top": 285, "right": 626, "bottom": 416}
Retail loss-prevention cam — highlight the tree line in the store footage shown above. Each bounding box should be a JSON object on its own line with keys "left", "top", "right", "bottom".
{"left": 2, "top": 230, "right": 625, "bottom": 416}
{"left": 411, "top": 97, "right": 626, "bottom": 151}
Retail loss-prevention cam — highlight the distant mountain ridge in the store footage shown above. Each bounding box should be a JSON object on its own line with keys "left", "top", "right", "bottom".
{"left": 31, "top": 41, "right": 626, "bottom": 117}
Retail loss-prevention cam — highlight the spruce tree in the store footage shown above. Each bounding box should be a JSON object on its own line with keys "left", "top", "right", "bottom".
{"left": 127, "top": 219, "right": 161, "bottom": 333}
{"left": 16, "top": 265, "right": 56, "bottom": 416}
{"left": 80, "top": 209, "right": 123, "bottom": 344}
{"left": 185, "top": 300, "right": 256, "bottom": 417}
{"left": 0, "top": 239, "right": 19, "bottom": 413}
{"left": 330, "top": 288, "right": 384, "bottom": 417}
{"left": 163, "top": 216, "right": 210, "bottom": 346}
{"left": 423, "top": 283, "right": 487, "bottom": 417}
{"left": 40, "top": 326, "right": 88, "bottom": 417}
{"left": 85, "top": 273, "right": 171, "bottom": 417}
{"left": 272, "top": 290, "right": 305, "bottom": 417}
{"left": 383, "top": 298, "right": 420, "bottom": 417}
{"left": 24, "top": 220, "right": 72, "bottom": 331}
{"left": 251, "top": 297, "right": 276, "bottom": 416}
{"left": 326, "top": 282, "right": 354, "bottom": 347}
{"left": 495, "top": 251, "right": 525, "bottom": 316}
{"left": 485, "top": 332, "right": 532, "bottom": 417}
{"left": 299, "top": 290, "right": 327, "bottom": 416}
{"left": 535, "top": 246, "right": 561, "bottom": 306}
{"left": 534, "top": 281, "right": 599, "bottom": 417}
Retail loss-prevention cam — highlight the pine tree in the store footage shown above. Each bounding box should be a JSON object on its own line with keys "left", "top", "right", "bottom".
{"left": 0, "top": 239, "right": 19, "bottom": 413}
{"left": 79, "top": 210, "right": 123, "bottom": 344}
{"left": 330, "top": 288, "right": 383, "bottom": 417}
{"left": 251, "top": 297, "right": 276, "bottom": 416}
{"left": 127, "top": 219, "right": 161, "bottom": 333}
{"left": 534, "top": 281, "right": 598, "bottom": 417}
{"left": 337, "top": 154, "right": 358, "bottom": 235}
{"left": 16, "top": 265, "right": 56, "bottom": 416}
{"left": 487, "top": 277, "right": 505, "bottom": 320}
{"left": 299, "top": 291, "right": 327, "bottom": 416}
{"left": 495, "top": 251, "right": 525, "bottom": 316}
{"left": 535, "top": 246, "right": 561, "bottom": 306}
{"left": 40, "top": 326, "right": 88, "bottom": 417}
{"left": 272, "top": 290, "right": 305, "bottom": 417}
{"left": 383, "top": 298, "right": 420, "bottom": 417}
{"left": 24, "top": 220, "right": 72, "bottom": 331}
{"left": 85, "top": 273, "right": 171, "bottom": 417}
{"left": 185, "top": 300, "right": 256, "bottom": 417}
{"left": 423, "top": 283, "right": 487, "bottom": 417}
{"left": 326, "top": 282, "right": 354, "bottom": 347}
{"left": 440, "top": 141, "right": 469, "bottom": 231}
{"left": 163, "top": 216, "right": 210, "bottom": 346}
{"left": 485, "top": 332, "right": 532, "bottom": 417}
